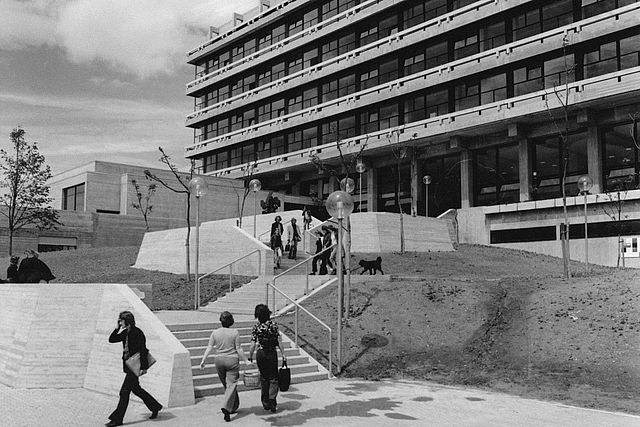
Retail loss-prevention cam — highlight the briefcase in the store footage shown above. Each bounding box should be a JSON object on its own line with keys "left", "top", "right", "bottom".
{"left": 125, "top": 352, "right": 157, "bottom": 376}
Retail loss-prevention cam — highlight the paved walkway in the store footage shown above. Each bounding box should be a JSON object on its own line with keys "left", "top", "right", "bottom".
{"left": 1, "top": 378, "right": 638, "bottom": 427}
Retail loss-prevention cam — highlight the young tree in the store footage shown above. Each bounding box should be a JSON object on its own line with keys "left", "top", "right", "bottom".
{"left": 260, "top": 191, "right": 281, "bottom": 214}
{"left": 130, "top": 179, "right": 156, "bottom": 231}
{"left": 144, "top": 147, "right": 194, "bottom": 280}
{"left": 235, "top": 161, "right": 257, "bottom": 228}
{"left": 544, "top": 35, "right": 575, "bottom": 279}
{"left": 0, "top": 128, "right": 60, "bottom": 255}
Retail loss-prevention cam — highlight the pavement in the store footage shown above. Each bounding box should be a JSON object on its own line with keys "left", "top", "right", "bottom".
{"left": 2, "top": 378, "right": 639, "bottom": 427}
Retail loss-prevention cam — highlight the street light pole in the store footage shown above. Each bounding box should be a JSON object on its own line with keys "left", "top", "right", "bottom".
{"left": 189, "top": 177, "right": 208, "bottom": 310}
{"left": 326, "top": 191, "right": 354, "bottom": 374}
{"left": 423, "top": 175, "right": 432, "bottom": 217}
{"left": 249, "top": 179, "right": 262, "bottom": 238}
{"left": 356, "top": 161, "right": 366, "bottom": 212}
{"left": 577, "top": 175, "right": 593, "bottom": 273}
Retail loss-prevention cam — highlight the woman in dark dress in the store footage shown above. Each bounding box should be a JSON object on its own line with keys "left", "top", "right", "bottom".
{"left": 247, "top": 304, "right": 286, "bottom": 413}
{"left": 270, "top": 216, "right": 284, "bottom": 269}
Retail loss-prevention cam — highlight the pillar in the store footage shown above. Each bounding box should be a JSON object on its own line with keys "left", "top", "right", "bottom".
{"left": 410, "top": 149, "right": 421, "bottom": 216}
{"left": 460, "top": 149, "right": 474, "bottom": 208}
{"left": 518, "top": 138, "right": 533, "bottom": 201}
{"left": 587, "top": 126, "right": 603, "bottom": 194}
{"left": 367, "top": 167, "right": 377, "bottom": 212}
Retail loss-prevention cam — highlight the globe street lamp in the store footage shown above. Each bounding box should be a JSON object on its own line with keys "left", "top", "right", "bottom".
{"left": 423, "top": 175, "right": 432, "bottom": 217}
{"left": 577, "top": 175, "right": 593, "bottom": 273}
{"left": 325, "top": 190, "right": 354, "bottom": 373}
{"left": 356, "top": 160, "right": 367, "bottom": 212}
{"left": 189, "top": 176, "right": 208, "bottom": 310}
{"left": 340, "top": 177, "right": 355, "bottom": 194}
{"left": 249, "top": 179, "right": 261, "bottom": 238}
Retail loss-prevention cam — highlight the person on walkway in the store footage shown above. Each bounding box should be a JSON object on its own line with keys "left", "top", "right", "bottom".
{"left": 286, "top": 218, "right": 302, "bottom": 260}
{"left": 328, "top": 226, "right": 338, "bottom": 275}
{"left": 107, "top": 311, "right": 162, "bottom": 427}
{"left": 199, "top": 311, "right": 249, "bottom": 422}
{"left": 270, "top": 216, "right": 284, "bottom": 269}
{"left": 6, "top": 256, "right": 19, "bottom": 282}
{"left": 320, "top": 226, "right": 333, "bottom": 275}
{"left": 310, "top": 231, "right": 324, "bottom": 275}
{"left": 248, "top": 304, "right": 286, "bottom": 413}
{"left": 17, "top": 249, "right": 55, "bottom": 283}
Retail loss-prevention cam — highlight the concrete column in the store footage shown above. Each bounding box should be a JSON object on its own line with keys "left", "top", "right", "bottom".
{"left": 460, "top": 149, "right": 474, "bottom": 208}
{"left": 410, "top": 150, "right": 421, "bottom": 216}
{"left": 587, "top": 126, "right": 603, "bottom": 194}
{"left": 367, "top": 167, "right": 377, "bottom": 212}
{"left": 518, "top": 138, "right": 533, "bottom": 201}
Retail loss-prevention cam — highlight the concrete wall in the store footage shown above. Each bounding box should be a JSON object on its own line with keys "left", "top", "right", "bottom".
{"left": 134, "top": 223, "right": 271, "bottom": 277}
{"left": 0, "top": 284, "right": 194, "bottom": 408}
{"left": 312, "top": 212, "right": 454, "bottom": 253}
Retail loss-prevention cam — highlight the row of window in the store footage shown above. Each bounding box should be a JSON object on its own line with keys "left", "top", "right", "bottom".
{"left": 63, "top": 183, "right": 85, "bottom": 211}
{"left": 368, "top": 121, "right": 640, "bottom": 217}
{"left": 194, "top": 30, "right": 640, "bottom": 147}
{"left": 192, "top": 0, "right": 637, "bottom": 109}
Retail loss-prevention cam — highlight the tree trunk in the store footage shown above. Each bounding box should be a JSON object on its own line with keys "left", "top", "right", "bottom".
{"left": 8, "top": 230, "right": 13, "bottom": 257}
{"left": 396, "top": 163, "right": 405, "bottom": 253}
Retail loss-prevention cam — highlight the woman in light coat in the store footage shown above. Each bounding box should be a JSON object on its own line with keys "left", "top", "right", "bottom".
{"left": 200, "top": 311, "right": 249, "bottom": 422}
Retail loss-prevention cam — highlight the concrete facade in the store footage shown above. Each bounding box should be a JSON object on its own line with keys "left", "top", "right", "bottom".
{"left": 183, "top": 1, "right": 640, "bottom": 267}
{"left": 0, "top": 284, "right": 194, "bottom": 408}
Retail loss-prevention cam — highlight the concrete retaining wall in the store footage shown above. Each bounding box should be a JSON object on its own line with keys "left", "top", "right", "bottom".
{"left": 0, "top": 284, "right": 194, "bottom": 408}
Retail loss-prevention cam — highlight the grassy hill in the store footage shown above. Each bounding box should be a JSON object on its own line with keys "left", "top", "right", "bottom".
{"left": 31, "top": 246, "right": 250, "bottom": 310}
{"left": 277, "top": 245, "right": 640, "bottom": 415}
{"left": 26, "top": 244, "right": 640, "bottom": 414}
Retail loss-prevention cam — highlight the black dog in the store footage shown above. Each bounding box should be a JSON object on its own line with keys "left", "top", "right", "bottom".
{"left": 359, "top": 257, "right": 383, "bottom": 275}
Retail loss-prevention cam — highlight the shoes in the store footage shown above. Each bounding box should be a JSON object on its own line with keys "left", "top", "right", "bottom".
{"left": 149, "top": 405, "right": 162, "bottom": 419}
{"left": 222, "top": 408, "right": 231, "bottom": 422}
{"left": 310, "top": 272, "right": 316, "bottom": 275}
{"left": 106, "top": 421, "right": 123, "bottom": 427}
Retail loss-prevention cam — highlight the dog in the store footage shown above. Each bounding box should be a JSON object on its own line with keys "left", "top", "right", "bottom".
{"left": 359, "top": 256, "right": 383, "bottom": 275}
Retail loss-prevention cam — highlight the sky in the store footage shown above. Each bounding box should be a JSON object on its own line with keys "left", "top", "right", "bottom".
{"left": 0, "top": 0, "right": 255, "bottom": 176}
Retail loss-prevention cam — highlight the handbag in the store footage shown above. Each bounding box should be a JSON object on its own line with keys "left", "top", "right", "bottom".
{"left": 125, "top": 352, "right": 157, "bottom": 377}
{"left": 278, "top": 359, "right": 291, "bottom": 392}
{"left": 285, "top": 242, "right": 291, "bottom": 252}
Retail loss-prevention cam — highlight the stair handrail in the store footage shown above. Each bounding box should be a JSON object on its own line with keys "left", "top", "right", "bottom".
{"left": 197, "top": 248, "right": 262, "bottom": 297}
{"left": 265, "top": 243, "right": 337, "bottom": 377}
{"left": 266, "top": 278, "right": 335, "bottom": 378}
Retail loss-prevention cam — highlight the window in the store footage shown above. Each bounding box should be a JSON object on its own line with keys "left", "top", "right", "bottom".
{"left": 271, "top": 135, "right": 286, "bottom": 156}
{"left": 422, "top": 154, "right": 461, "bottom": 216}
{"left": 620, "top": 33, "right": 640, "bottom": 70}
{"left": 243, "top": 108, "right": 255, "bottom": 127}
{"left": 257, "top": 140, "right": 271, "bottom": 159}
{"left": 231, "top": 45, "right": 243, "bottom": 62}
{"left": 542, "top": 0, "right": 573, "bottom": 31}
{"left": 321, "top": 39, "right": 339, "bottom": 60}
{"left": 603, "top": 123, "right": 639, "bottom": 191}
{"left": 513, "top": 65, "right": 543, "bottom": 96}
{"left": 258, "top": 68, "right": 271, "bottom": 86}
{"left": 287, "top": 93, "right": 303, "bottom": 113}
{"left": 287, "top": 129, "right": 303, "bottom": 152}
{"left": 288, "top": 56, "right": 303, "bottom": 75}
{"left": 272, "top": 61, "right": 285, "bottom": 80}
{"left": 303, "top": 87, "right": 318, "bottom": 109}
{"left": 322, "top": 0, "right": 339, "bottom": 20}
{"left": 230, "top": 146, "right": 242, "bottom": 166}
{"left": 242, "top": 143, "right": 255, "bottom": 163}
{"left": 38, "top": 237, "right": 77, "bottom": 252}
{"left": 230, "top": 112, "right": 242, "bottom": 131}
{"left": 584, "top": 41, "right": 618, "bottom": 78}
{"left": 258, "top": 32, "right": 271, "bottom": 50}
{"left": 404, "top": 52, "right": 426, "bottom": 75}
{"left": 63, "top": 183, "right": 85, "bottom": 211}
{"left": 272, "top": 24, "right": 286, "bottom": 43}
{"left": 455, "top": 80, "right": 480, "bottom": 110}
{"left": 302, "top": 125, "right": 318, "bottom": 147}
{"left": 360, "top": 102, "right": 399, "bottom": 133}
{"left": 203, "top": 151, "right": 228, "bottom": 172}
{"left": 426, "top": 41, "right": 448, "bottom": 69}
{"left": 512, "top": 9, "right": 541, "bottom": 41}
{"left": 480, "top": 73, "right": 507, "bottom": 104}
{"left": 339, "top": 32, "right": 356, "bottom": 55}
{"left": 404, "top": 93, "right": 427, "bottom": 123}
{"left": 321, "top": 115, "right": 356, "bottom": 143}
{"left": 244, "top": 38, "right": 256, "bottom": 57}
{"left": 474, "top": 144, "right": 519, "bottom": 206}
{"left": 303, "top": 47, "right": 319, "bottom": 68}
{"left": 303, "top": 8, "right": 319, "bottom": 29}
{"left": 454, "top": 34, "right": 479, "bottom": 60}
{"left": 288, "top": 16, "right": 304, "bottom": 36}
{"left": 544, "top": 55, "right": 575, "bottom": 88}
{"left": 532, "top": 132, "right": 587, "bottom": 200}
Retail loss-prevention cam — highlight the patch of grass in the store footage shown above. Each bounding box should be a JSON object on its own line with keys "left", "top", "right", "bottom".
{"left": 32, "top": 246, "right": 252, "bottom": 310}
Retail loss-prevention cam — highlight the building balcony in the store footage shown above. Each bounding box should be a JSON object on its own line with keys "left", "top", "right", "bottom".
{"left": 186, "top": 0, "right": 410, "bottom": 96}
{"left": 185, "top": 0, "right": 542, "bottom": 125}
{"left": 198, "top": 65, "right": 640, "bottom": 179}
{"left": 184, "top": 3, "right": 640, "bottom": 154}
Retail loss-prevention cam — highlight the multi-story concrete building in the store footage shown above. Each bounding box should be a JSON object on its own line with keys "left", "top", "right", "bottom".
{"left": 184, "top": 0, "right": 640, "bottom": 266}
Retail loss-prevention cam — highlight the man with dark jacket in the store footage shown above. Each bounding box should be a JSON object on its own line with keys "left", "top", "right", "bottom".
{"left": 6, "top": 256, "right": 19, "bottom": 282}
{"left": 106, "top": 311, "right": 162, "bottom": 426}
{"left": 17, "top": 250, "right": 55, "bottom": 283}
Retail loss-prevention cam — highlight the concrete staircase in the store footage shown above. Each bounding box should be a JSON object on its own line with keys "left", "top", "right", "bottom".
{"left": 167, "top": 320, "right": 329, "bottom": 398}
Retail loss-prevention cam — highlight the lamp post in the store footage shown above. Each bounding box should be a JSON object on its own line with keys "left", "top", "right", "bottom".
{"left": 325, "top": 190, "right": 354, "bottom": 374}
{"left": 356, "top": 160, "right": 366, "bottom": 212}
{"left": 577, "top": 175, "right": 593, "bottom": 273}
{"left": 249, "top": 179, "right": 261, "bottom": 237}
{"left": 189, "top": 176, "right": 208, "bottom": 310}
{"left": 339, "top": 177, "right": 355, "bottom": 321}
{"left": 423, "top": 175, "right": 432, "bottom": 217}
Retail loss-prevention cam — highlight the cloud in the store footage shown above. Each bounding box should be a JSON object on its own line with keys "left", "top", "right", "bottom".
{"left": 2, "top": 0, "right": 257, "bottom": 78}
{"left": 56, "top": 0, "right": 256, "bottom": 78}
{"left": 0, "top": 0, "right": 61, "bottom": 49}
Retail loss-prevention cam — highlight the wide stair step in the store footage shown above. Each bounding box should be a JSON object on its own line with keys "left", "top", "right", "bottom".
{"left": 166, "top": 320, "right": 329, "bottom": 398}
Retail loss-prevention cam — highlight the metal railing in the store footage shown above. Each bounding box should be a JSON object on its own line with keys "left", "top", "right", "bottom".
{"left": 197, "top": 249, "right": 262, "bottom": 301}
{"left": 265, "top": 245, "right": 338, "bottom": 377}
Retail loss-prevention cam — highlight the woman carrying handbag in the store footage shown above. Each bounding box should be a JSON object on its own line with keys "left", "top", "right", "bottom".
{"left": 247, "top": 304, "right": 287, "bottom": 413}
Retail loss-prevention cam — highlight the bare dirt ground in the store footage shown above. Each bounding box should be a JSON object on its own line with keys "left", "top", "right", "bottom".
{"left": 278, "top": 245, "right": 640, "bottom": 415}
